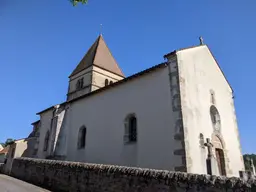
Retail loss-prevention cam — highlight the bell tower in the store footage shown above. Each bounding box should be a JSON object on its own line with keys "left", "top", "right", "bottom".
{"left": 67, "top": 35, "right": 125, "bottom": 101}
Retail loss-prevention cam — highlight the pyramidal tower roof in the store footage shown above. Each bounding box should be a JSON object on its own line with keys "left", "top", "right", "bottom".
{"left": 70, "top": 35, "right": 124, "bottom": 77}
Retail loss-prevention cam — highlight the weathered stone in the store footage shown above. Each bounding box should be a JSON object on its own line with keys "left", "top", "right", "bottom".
{"left": 9, "top": 158, "right": 256, "bottom": 192}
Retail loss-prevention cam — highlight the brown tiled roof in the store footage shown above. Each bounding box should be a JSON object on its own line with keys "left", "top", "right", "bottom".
{"left": 37, "top": 42, "right": 233, "bottom": 115}
{"left": 36, "top": 62, "right": 167, "bottom": 114}
{"left": 36, "top": 106, "right": 54, "bottom": 115}
{"left": 69, "top": 35, "right": 124, "bottom": 78}
{"left": 163, "top": 44, "right": 204, "bottom": 58}
{"left": 0, "top": 146, "right": 9, "bottom": 154}
{"left": 69, "top": 62, "right": 167, "bottom": 104}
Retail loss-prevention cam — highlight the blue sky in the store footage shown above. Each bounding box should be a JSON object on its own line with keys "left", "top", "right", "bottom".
{"left": 0, "top": 0, "right": 255, "bottom": 154}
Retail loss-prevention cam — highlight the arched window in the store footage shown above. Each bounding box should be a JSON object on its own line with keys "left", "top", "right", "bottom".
{"left": 76, "top": 78, "right": 84, "bottom": 90}
{"left": 109, "top": 81, "right": 113, "bottom": 85}
{"left": 105, "top": 79, "right": 109, "bottom": 86}
{"left": 210, "top": 105, "right": 221, "bottom": 132}
{"left": 44, "top": 131, "right": 50, "bottom": 151}
{"left": 124, "top": 114, "right": 137, "bottom": 143}
{"left": 78, "top": 126, "right": 87, "bottom": 149}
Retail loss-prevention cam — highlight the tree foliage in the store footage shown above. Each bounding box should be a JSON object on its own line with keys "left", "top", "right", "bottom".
{"left": 70, "top": 0, "right": 88, "bottom": 6}
{"left": 243, "top": 154, "right": 256, "bottom": 171}
{"left": 0, "top": 138, "right": 15, "bottom": 147}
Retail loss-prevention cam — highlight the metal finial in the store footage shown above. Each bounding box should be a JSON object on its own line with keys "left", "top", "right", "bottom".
{"left": 199, "top": 36, "right": 204, "bottom": 45}
{"left": 100, "top": 24, "right": 103, "bottom": 35}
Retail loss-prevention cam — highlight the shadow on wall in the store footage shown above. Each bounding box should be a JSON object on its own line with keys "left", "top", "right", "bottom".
{"left": 49, "top": 109, "right": 68, "bottom": 160}
{"left": 21, "top": 137, "right": 37, "bottom": 158}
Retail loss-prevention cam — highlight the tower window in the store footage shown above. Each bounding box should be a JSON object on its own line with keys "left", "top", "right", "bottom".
{"left": 76, "top": 78, "right": 84, "bottom": 90}
{"left": 105, "top": 79, "right": 109, "bottom": 86}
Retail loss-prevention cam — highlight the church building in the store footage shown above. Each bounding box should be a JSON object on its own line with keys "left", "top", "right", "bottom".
{"left": 32, "top": 35, "right": 244, "bottom": 177}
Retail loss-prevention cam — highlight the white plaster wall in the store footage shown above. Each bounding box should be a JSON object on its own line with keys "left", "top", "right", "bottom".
{"left": 14, "top": 140, "right": 27, "bottom": 158}
{"left": 177, "top": 45, "right": 244, "bottom": 176}
{"left": 38, "top": 109, "right": 54, "bottom": 158}
{"left": 4, "top": 140, "right": 29, "bottom": 174}
{"left": 67, "top": 67, "right": 181, "bottom": 171}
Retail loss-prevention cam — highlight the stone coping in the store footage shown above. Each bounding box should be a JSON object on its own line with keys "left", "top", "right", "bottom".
{"left": 15, "top": 157, "right": 256, "bottom": 190}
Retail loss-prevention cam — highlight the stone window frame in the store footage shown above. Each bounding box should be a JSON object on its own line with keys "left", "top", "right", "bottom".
{"left": 210, "top": 105, "right": 221, "bottom": 133}
{"left": 76, "top": 78, "right": 84, "bottom": 90}
{"left": 105, "top": 79, "right": 109, "bottom": 86}
{"left": 211, "top": 133, "right": 230, "bottom": 176}
{"left": 124, "top": 113, "right": 137, "bottom": 144}
{"left": 77, "top": 126, "right": 87, "bottom": 149}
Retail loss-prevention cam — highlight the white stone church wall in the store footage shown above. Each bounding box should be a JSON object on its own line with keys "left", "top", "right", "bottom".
{"left": 37, "top": 109, "right": 54, "bottom": 159}
{"left": 66, "top": 66, "right": 182, "bottom": 171}
{"left": 176, "top": 45, "right": 244, "bottom": 177}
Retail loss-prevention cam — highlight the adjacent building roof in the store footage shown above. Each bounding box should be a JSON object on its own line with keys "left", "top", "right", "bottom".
{"left": 69, "top": 35, "right": 124, "bottom": 78}
{"left": 0, "top": 146, "right": 9, "bottom": 155}
{"left": 31, "top": 120, "right": 40, "bottom": 125}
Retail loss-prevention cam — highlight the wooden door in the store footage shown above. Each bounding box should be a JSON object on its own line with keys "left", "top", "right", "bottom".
{"left": 215, "top": 148, "right": 226, "bottom": 176}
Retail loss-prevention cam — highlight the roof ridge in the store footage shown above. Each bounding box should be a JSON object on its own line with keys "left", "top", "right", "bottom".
{"left": 69, "top": 36, "right": 101, "bottom": 77}
{"left": 36, "top": 62, "right": 167, "bottom": 115}
{"left": 95, "top": 35, "right": 124, "bottom": 76}
{"left": 69, "top": 35, "right": 124, "bottom": 78}
{"left": 164, "top": 44, "right": 205, "bottom": 58}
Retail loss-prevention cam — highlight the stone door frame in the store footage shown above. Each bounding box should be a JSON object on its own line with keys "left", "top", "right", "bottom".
{"left": 211, "top": 133, "right": 232, "bottom": 176}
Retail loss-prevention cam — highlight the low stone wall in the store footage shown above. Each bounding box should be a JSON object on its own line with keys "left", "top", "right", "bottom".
{"left": 11, "top": 158, "right": 256, "bottom": 192}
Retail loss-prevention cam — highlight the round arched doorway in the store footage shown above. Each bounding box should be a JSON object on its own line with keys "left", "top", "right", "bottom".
{"left": 212, "top": 135, "right": 226, "bottom": 176}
